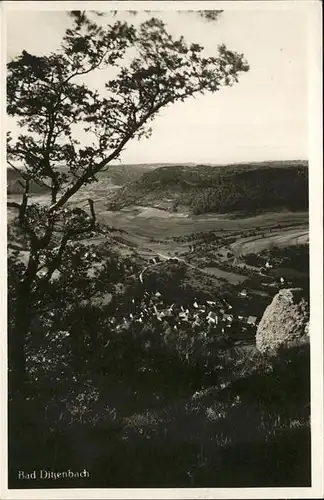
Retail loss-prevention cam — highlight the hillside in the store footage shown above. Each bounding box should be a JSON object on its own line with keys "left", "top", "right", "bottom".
{"left": 142, "top": 260, "right": 231, "bottom": 302}
{"left": 108, "top": 161, "right": 308, "bottom": 215}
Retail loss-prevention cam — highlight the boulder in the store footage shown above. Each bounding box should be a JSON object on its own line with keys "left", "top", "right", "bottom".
{"left": 256, "top": 288, "right": 309, "bottom": 355}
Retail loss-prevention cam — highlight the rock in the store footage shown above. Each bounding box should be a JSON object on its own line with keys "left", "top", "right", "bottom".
{"left": 256, "top": 288, "right": 309, "bottom": 355}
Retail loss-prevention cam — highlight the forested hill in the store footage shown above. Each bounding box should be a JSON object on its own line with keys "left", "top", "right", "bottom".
{"left": 108, "top": 161, "right": 308, "bottom": 214}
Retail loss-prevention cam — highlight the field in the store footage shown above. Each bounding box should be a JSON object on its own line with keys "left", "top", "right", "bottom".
{"left": 230, "top": 227, "right": 309, "bottom": 256}
{"left": 203, "top": 267, "right": 247, "bottom": 284}
{"left": 8, "top": 184, "right": 309, "bottom": 288}
{"left": 93, "top": 205, "right": 308, "bottom": 285}
{"left": 96, "top": 205, "right": 308, "bottom": 239}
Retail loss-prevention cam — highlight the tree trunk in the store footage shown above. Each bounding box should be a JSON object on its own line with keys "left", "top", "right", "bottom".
{"left": 8, "top": 295, "right": 30, "bottom": 395}
{"left": 8, "top": 251, "right": 38, "bottom": 395}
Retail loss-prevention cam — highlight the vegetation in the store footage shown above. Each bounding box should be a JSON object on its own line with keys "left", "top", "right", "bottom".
{"left": 143, "top": 260, "right": 231, "bottom": 299}
{"left": 108, "top": 161, "right": 308, "bottom": 214}
{"left": 243, "top": 244, "right": 309, "bottom": 272}
{"left": 9, "top": 324, "right": 310, "bottom": 487}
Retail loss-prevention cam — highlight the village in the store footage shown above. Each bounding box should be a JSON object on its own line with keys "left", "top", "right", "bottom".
{"left": 107, "top": 283, "right": 261, "bottom": 346}
{"left": 92, "top": 237, "right": 303, "bottom": 351}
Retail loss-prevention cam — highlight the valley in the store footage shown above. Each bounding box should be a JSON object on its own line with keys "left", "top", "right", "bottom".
{"left": 7, "top": 160, "right": 309, "bottom": 294}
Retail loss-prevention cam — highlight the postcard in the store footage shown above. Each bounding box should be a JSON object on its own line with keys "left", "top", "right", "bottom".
{"left": 1, "top": 1, "right": 323, "bottom": 498}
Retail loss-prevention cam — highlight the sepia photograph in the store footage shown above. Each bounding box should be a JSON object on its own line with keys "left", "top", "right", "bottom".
{"left": 2, "top": 1, "right": 323, "bottom": 498}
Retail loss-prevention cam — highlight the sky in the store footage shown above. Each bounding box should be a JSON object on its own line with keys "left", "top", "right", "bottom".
{"left": 6, "top": 7, "right": 309, "bottom": 164}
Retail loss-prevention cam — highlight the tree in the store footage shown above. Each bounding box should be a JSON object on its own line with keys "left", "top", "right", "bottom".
{"left": 7, "top": 10, "right": 249, "bottom": 392}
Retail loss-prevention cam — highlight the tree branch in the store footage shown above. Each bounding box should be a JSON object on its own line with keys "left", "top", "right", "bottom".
{"left": 42, "top": 199, "right": 96, "bottom": 283}
{"left": 63, "top": 49, "right": 110, "bottom": 85}
{"left": 7, "top": 201, "right": 21, "bottom": 210}
{"left": 48, "top": 99, "right": 170, "bottom": 214}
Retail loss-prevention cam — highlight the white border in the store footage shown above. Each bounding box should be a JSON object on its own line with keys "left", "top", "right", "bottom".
{"left": 308, "top": 0, "right": 324, "bottom": 494}
{"left": 1, "top": 2, "right": 323, "bottom": 499}
{"left": 0, "top": 0, "right": 318, "bottom": 12}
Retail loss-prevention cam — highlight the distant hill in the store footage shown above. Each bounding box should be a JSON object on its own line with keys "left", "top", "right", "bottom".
{"left": 99, "top": 163, "right": 159, "bottom": 185}
{"left": 108, "top": 161, "right": 308, "bottom": 214}
{"left": 7, "top": 163, "right": 161, "bottom": 195}
{"left": 7, "top": 168, "right": 50, "bottom": 195}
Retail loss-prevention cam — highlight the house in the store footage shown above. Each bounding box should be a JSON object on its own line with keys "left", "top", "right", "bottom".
{"left": 207, "top": 311, "right": 218, "bottom": 324}
{"left": 179, "top": 311, "right": 189, "bottom": 321}
{"left": 247, "top": 316, "right": 257, "bottom": 326}
{"left": 223, "top": 313, "right": 234, "bottom": 323}
{"left": 222, "top": 299, "right": 232, "bottom": 309}
{"left": 160, "top": 309, "right": 174, "bottom": 318}
{"left": 179, "top": 311, "right": 188, "bottom": 318}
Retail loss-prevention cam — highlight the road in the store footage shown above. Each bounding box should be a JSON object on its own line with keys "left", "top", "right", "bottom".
{"left": 138, "top": 251, "right": 245, "bottom": 288}
{"left": 138, "top": 224, "right": 309, "bottom": 288}
{"left": 139, "top": 253, "right": 169, "bottom": 283}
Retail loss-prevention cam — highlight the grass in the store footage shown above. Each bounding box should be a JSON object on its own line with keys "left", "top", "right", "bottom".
{"left": 9, "top": 342, "right": 311, "bottom": 488}
{"left": 202, "top": 266, "right": 247, "bottom": 284}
